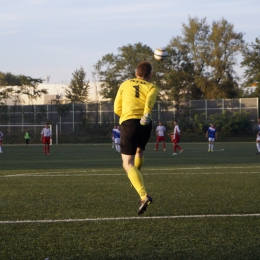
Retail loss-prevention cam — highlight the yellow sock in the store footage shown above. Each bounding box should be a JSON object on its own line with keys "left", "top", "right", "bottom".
{"left": 134, "top": 157, "right": 144, "bottom": 171}
{"left": 127, "top": 167, "right": 147, "bottom": 200}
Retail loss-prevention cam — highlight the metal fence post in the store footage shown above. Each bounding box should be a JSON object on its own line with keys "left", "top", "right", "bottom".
{"left": 205, "top": 100, "right": 207, "bottom": 121}
{"left": 56, "top": 124, "right": 58, "bottom": 145}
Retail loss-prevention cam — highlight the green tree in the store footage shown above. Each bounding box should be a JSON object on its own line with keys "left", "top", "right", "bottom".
{"left": 209, "top": 110, "right": 253, "bottom": 136}
{"left": 162, "top": 46, "right": 197, "bottom": 108}
{"left": 168, "top": 17, "right": 211, "bottom": 101}
{"left": 93, "top": 17, "right": 244, "bottom": 104}
{"left": 168, "top": 17, "right": 244, "bottom": 100}
{"left": 241, "top": 36, "right": 260, "bottom": 96}
{"left": 0, "top": 73, "right": 47, "bottom": 105}
{"left": 19, "top": 75, "right": 47, "bottom": 123}
{"left": 20, "top": 75, "right": 47, "bottom": 105}
{"left": 0, "top": 72, "right": 22, "bottom": 105}
{"left": 65, "top": 67, "right": 90, "bottom": 130}
{"left": 65, "top": 67, "right": 90, "bottom": 103}
{"left": 93, "top": 42, "right": 162, "bottom": 101}
{"left": 207, "top": 18, "right": 244, "bottom": 98}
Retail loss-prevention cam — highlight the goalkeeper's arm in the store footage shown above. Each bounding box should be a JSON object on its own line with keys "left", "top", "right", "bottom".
{"left": 140, "top": 85, "right": 158, "bottom": 126}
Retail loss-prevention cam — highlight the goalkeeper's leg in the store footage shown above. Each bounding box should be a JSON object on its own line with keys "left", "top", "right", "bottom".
{"left": 122, "top": 153, "right": 147, "bottom": 200}
{"left": 134, "top": 148, "right": 144, "bottom": 170}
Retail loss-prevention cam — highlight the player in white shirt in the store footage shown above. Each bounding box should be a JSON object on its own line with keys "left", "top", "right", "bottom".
{"left": 41, "top": 123, "right": 52, "bottom": 155}
{"left": 256, "top": 118, "right": 260, "bottom": 154}
{"left": 0, "top": 131, "right": 3, "bottom": 153}
{"left": 154, "top": 122, "right": 166, "bottom": 151}
{"left": 169, "top": 120, "right": 183, "bottom": 155}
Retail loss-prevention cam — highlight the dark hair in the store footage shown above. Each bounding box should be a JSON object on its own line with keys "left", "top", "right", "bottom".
{"left": 136, "top": 62, "right": 152, "bottom": 79}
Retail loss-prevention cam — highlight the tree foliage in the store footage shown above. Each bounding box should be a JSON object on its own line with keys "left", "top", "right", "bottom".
{"left": 20, "top": 75, "right": 47, "bottom": 104}
{"left": 168, "top": 17, "right": 244, "bottom": 101}
{"left": 0, "top": 72, "right": 47, "bottom": 105}
{"left": 93, "top": 43, "right": 158, "bottom": 100}
{"left": 179, "top": 110, "right": 253, "bottom": 136}
{"left": 241, "top": 36, "right": 260, "bottom": 96}
{"left": 65, "top": 67, "right": 90, "bottom": 103}
{"left": 0, "top": 72, "right": 21, "bottom": 104}
{"left": 93, "top": 17, "right": 245, "bottom": 105}
{"left": 208, "top": 110, "right": 253, "bottom": 136}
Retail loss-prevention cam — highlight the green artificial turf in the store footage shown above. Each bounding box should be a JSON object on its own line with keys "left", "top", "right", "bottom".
{"left": 0, "top": 142, "right": 260, "bottom": 259}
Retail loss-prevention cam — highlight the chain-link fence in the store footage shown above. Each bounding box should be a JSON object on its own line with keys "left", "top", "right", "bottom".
{"left": 0, "top": 98, "right": 258, "bottom": 143}
{"left": 0, "top": 98, "right": 258, "bottom": 133}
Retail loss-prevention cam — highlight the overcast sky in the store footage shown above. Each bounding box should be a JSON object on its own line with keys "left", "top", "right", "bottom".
{"left": 1, "top": 0, "right": 259, "bottom": 85}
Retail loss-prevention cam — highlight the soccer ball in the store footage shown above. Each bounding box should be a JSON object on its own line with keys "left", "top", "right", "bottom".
{"left": 154, "top": 47, "right": 168, "bottom": 61}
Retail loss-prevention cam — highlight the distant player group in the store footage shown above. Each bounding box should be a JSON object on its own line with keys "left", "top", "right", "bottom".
{"left": 111, "top": 119, "right": 219, "bottom": 156}
{"left": 153, "top": 121, "right": 218, "bottom": 154}
{"left": 0, "top": 123, "right": 52, "bottom": 155}
{"left": 152, "top": 118, "right": 260, "bottom": 154}
{"left": 154, "top": 120, "right": 183, "bottom": 155}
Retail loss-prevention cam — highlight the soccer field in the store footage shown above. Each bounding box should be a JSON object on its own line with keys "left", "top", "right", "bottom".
{"left": 1, "top": 142, "right": 260, "bottom": 259}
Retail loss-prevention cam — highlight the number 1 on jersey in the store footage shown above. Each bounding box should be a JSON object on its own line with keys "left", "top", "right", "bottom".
{"left": 133, "top": 85, "right": 140, "bottom": 98}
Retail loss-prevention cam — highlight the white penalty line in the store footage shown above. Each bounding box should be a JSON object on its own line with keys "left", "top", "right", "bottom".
{"left": 2, "top": 165, "right": 260, "bottom": 177}
{"left": 2, "top": 169, "right": 260, "bottom": 177}
{"left": 2, "top": 171, "right": 260, "bottom": 177}
{"left": 1, "top": 213, "right": 260, "bottom": 224}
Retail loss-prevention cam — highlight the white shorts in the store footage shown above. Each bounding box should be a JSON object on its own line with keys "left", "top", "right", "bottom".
{"left": 256, "top": 136, "right": 260, "bottom": 141}
{"left": 114, "top": 138, "right": 120, "bottom": 144}
{"left": 208, "top": 138, "right": 215, "bottom": 142}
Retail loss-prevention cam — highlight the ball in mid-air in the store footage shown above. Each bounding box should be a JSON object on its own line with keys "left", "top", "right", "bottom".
{"left": 154, "top": 47, "right": 168, "bottom": 61}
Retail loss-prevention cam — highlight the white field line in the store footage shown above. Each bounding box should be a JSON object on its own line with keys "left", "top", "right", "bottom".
{"left": 1, "top": 165, "right": 260, "bottom": 173}
{"left": 2, "top": 171, "right": 260, "bottom": 177}
{"left": 1, "top": 165, "right": 260, "bottom": 177}
{"left": 4, "top": 165, "right": 260, "bottom": 174}
{"left": 178, "top": 149, "right": 225, "bottom": 151}
{"left": 1, "top": 213, "right": 260, "bottom": 224}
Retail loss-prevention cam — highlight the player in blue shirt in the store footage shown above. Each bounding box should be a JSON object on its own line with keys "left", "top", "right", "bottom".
{"left": 206, "top": 123, "right": 217, "bottom": 152}
{"left": 256, "top": 118, "right": 260, "bottom": 154}
{"left": 111, "top": 125, "right": 117, "bottom": 148}
{"left": 112, "top": 125, "right": 121, "bottom": 153}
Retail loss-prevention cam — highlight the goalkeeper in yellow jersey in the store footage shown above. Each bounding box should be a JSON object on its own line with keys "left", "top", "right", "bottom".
{"left": 114, "top": 61, "right": 159, "bottom": 215}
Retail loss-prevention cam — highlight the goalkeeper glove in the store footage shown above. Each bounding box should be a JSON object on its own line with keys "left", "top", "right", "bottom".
{"left": 140, "top": 114, "right": 152, "bottom": 126}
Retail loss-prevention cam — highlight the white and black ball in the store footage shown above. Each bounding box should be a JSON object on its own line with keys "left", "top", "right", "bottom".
{"left": 154, "top": 47, "right": 168, "bottom": 61}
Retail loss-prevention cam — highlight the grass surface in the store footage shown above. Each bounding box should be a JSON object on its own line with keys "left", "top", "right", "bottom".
{"left": 0, "top": 142, "right": 260, "bottom": 259}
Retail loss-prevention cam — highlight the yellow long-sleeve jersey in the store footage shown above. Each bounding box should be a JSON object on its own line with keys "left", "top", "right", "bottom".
{"left": 114, "top": 78, "right": 159, "bottom": 124}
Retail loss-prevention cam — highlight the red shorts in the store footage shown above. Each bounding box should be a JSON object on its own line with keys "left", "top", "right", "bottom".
{"left": 170, "top": 134, "right": 180, "bottom": 144}
{"left": 156, "top": 136, "right": 165, "bottom": 142}
{"left": 42, "top": 136, "right": 50, "bottom": 144}
{"left": 0, "top": 140, "right": 2, "bottom": 145}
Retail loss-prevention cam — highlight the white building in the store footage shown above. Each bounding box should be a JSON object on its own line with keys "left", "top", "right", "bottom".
{"left": 5, "top": 82, "right": 104, "bottom": 105}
